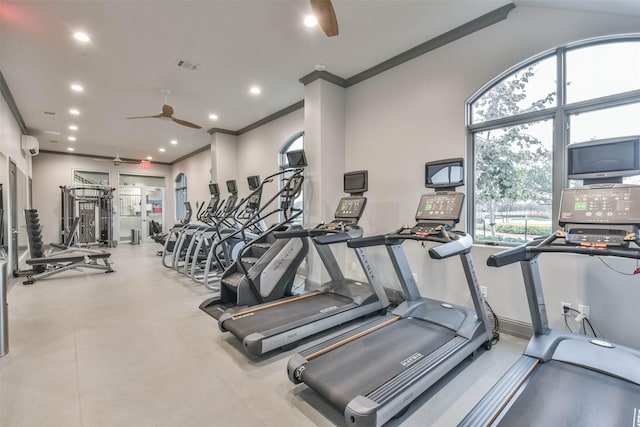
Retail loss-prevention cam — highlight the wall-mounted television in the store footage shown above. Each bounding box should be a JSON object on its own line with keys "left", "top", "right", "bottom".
{"left": 209, "top": 183, "right": 220, "bottom": 196}
{"left": 567, "top": 136, "right": 640, "bottom": 182}
{"left": 226, "top": 180, "right": 238, "bottom": 194}
{"left": 247, "top": 175, "right": 260, "bottom": 191}
{"left": 425, "top": 158, "right": 464, "bottom": 189}
{"left": 344, "top": 170, "right": 368, "bottom": 194}
{"left": 286, "top": 149, "right": 308, "bottom": 168}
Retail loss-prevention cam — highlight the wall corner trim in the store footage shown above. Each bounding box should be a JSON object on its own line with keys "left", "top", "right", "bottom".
{"left": 0, "top": 69, "right": 28, "bottom": 135}
{"left": 207, "top": 127, "right": 239, "bottom": 136}
{"left": 345, "top": 3, "right": 516, "bottom": 87}
{"left": 299, "top": 70, "right": 347, "bottom": 87}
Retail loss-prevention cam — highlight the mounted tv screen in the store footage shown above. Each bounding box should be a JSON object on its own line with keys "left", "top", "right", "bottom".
{"left": 286, "top": 149, "right": 308, "bottom": 168}
{"left": 226, "top": 180, "right": 238, "bottom": 194}
{"left": 247, "top": 175, "right": 260, "bottom": 191}
{"left": 568, "top": 136, "right": 640, "bottom": 181}
{"left": 209, "top": 183, "right": 220, "bottom": 196}
{"left": 426, "top": 158, "right": 464, "bottom": 189}
{"left": 344, "top": 170, "right": 368, "bottom": 194}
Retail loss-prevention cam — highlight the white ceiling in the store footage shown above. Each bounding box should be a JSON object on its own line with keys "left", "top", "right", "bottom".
{"left": 2, "top": 0, "right": 639, "bottom": 163}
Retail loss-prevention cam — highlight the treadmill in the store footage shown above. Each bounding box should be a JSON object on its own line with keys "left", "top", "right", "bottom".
{"left": 459, "top": 183, "right": 640, "bottom": 426}
{"left": 218, "top": 170, "right": 390, "bottom": 356}
{"left": 287, "top": 159, "right": 493, "bottom": 427}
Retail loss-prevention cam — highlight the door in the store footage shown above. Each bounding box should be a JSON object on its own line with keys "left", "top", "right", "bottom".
{"left": 9, "top": 161, "right": 17, "bottom": 272}
{"left": 141, "top": 187, "right": 164, "bottom": 243}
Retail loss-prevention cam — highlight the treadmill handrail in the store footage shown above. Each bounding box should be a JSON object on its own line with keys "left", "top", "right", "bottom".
{"left": 489, "top": 230, "right": 640, "bottom": 267}
{"left": 429, "top": 232, "right": 473, "bottom": 259}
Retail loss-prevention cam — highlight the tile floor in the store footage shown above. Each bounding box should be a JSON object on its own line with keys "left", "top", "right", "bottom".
{"left": 0, "top": 243, "right": 526, "bottom": 426}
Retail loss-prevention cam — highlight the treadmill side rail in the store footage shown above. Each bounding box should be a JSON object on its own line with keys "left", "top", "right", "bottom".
{"left": 458, "top": 356, "right": 539, "bottom": 427}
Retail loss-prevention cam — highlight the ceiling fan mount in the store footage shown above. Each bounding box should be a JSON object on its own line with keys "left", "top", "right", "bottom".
{"left": 126, "top": 89, "right": 202, "bottom": 129}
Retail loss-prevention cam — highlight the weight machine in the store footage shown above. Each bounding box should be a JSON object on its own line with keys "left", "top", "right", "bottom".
{"left": 60, "top": 185, "right": 116, "bottom": 247}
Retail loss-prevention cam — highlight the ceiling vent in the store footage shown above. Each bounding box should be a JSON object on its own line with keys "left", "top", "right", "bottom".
{"left": 176, "top": 59, "right": 199, "bottom": 71}
{"left": 43, "top": 111, "right": 57, "bottom": 116}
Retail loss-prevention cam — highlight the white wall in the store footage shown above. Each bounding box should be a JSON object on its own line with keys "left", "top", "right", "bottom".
{"left": 235, "top": 109, "right": 304, "bottom": 218}
{"left": 0, "top": 94, "right": 32, "bottom": 276}
{"left": 32, "top": 152, "right": 171, "bottom": 245}
{"left": 344, "top": 6, "right": 640, "bottom": 347}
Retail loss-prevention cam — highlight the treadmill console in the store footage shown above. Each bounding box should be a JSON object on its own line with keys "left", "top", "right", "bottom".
{"left": 334, "top": 197, "right": 366, "bottom": 220}
{"left": 560, "top": 184, "right": 640, "bottom": 246}
{"left": 412, "top": 192, "right": 464, "bottom": 234}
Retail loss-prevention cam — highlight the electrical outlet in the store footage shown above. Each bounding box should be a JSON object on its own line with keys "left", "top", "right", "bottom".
{"left": 578, "top": 304, "right": 590, "bottom": 319}
{"left": 480, "top": 286, "right": 488, "bottom": 299}
{"left": 561, "top": 302, "right": 572, "bottom": 316}
{"left": 348, "top": 262, "right": 358, "bottom": 271}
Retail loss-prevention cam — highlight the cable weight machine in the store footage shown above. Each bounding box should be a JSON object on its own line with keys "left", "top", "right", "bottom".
{"left": 60, "top": 185, "right": 116, "bottom": 248}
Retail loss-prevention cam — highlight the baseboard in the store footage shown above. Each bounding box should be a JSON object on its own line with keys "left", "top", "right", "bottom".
{"left": 490, "top": 314, "right": 532, "bottom": 340}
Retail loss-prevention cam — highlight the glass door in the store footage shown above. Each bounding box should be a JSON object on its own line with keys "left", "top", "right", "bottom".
{"left": 141, "top": 187, "right": 164, "bottom": 243}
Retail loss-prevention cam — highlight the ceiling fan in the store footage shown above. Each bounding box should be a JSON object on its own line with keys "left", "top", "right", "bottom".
{"left": 310, "top": 0, "right": 339, "bottom": 37}
{"left": 92, "top": 149, "right": 140, "bottom": 166}
{"left": 126, "top": 89, "right": 202, "bottom": 129}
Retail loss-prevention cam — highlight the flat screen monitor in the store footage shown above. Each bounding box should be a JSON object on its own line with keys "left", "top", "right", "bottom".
{"left": 247, "top": 175, "right": 260, "bottom": 191}
{"left": 415, "top": 192, "right": 465, "bottom": 222}
{"left": 334, "top": 196, "right": 367, "bottom": 219}
{"left": 286, "top": 149, "right": 308, "bottom": 168}
{"left": 344, "top": 170, "right": 368, "bottom": 194}
{"left": 209, "top": 183, "right": 220, "bottom": 196}
{"left": 226, "top": 180, "right": 237, "bottom": 194}
{"left": 559, "top": 184, "right": 640, "bottom": 226}
{"left": 567, "top": 136, "right": 640, "bottom": 181}
{"left": 425, "top": 158, "right": 464, "bottom": 189}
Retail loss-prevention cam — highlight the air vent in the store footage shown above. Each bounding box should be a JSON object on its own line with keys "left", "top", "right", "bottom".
{"left": 44, "top": 130, "right": 61, "bottom": 135}
{"left": 176, "top": 58, "right": 199, "bottom": 71}
{"left": 43, "top": 111, "right": 57, "bottom": 116}
{"left": 49, "top": 140, "right": 59, "bottom": 144}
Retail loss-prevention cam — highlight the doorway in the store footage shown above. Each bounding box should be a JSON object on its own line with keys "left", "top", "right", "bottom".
{"left": 118, "top": 174, "right": 165, "bottom": 243}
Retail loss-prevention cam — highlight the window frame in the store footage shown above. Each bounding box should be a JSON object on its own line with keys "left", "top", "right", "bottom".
{"left": 466, "top": 34, "right": 640, "bottom": 245}
{"left": 174, "top": 172, "right": 187, "bottom": 221}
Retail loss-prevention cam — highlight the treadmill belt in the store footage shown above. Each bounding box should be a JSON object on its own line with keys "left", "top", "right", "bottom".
{"left": 497, "top": 360, "right": 640, "bottom": 426}
{"left": 301, "top": 318, "right": 456, "bottom": 410}
{"left": 223, "top": 293, "right": 354, "bottom": 339}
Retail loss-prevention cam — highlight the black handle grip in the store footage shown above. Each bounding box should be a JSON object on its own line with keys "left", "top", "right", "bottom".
{"left": 273, "top": 229, "right": 310, "bottom": 239}
{"left": 315, "top": 232, "right": 351, "bottom": 245}
{"left": 347, "top": 235, "right": 386, "bottom": 248}
{"left": 487, "top": 245, "right": 528, "bottom": 267}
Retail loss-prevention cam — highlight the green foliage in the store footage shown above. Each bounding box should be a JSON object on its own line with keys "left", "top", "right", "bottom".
{"left": 475, "top": 234, "right": 529, "bottom": 244}
{"left": 494, "top": 223, "right": 552, "bottom": 235}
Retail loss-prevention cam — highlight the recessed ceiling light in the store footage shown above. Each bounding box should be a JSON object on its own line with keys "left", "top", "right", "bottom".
{"left": 170, "top": 139, "right": 178, "bottom": 145}
{"left": 69, "top": 108, "right": 80, "bottom": 115}
{"left": 67, "top": 147, "right": 75, "bottom": 152}
{"left": 209, "top": 114, "right": 218, "bottom": 121}
{"left": 67, "top": 136, "right": 76, "bottom": 141}
{"left": 68, "top": 124, "right": 78, "bottom": 131}
{"left": 304, "top": 15, "right": 318, "bottom": 28}
{"left": 249, "top": 86, "right": 261, "bottom": 95}
{"left": 70, "top": 84, "right": 84, "bottom": 92}
{"left": 159, "top": 148, "right": 166, "bottom": 152}
{"left": 73, "top": 32, "right": 90, "bottom": 42}
{"left": 146, "top": 156, "right": 153, "bottom": 160}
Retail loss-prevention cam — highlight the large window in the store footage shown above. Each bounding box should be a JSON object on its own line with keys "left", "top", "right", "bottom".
{"left": 175, "top": 173, "right": 188, "bottom": 221}
{"left": 279, "top": 132, "right": 304, "bottom": 224}
{"left": 468, "top": 36, "right": 640, "bottom": 244}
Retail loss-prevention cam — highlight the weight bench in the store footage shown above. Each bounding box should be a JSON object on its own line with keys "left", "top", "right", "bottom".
{"left": 23, "top": 252, "right": 114, "bottom": 285}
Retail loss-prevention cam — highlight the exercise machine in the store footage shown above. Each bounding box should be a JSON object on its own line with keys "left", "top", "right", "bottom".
{"left": 199, "top": 149, "right": 309, "bottom": 317}
{"left": 217, "top": 170, "right": 390, "bottom": 356}
{"left": 60, "top": 185, "right": 116, "bottom": 247}
{"left": 287, "top": 159, "right": 493, "bottom": 426}
{"left": 460, "top": 136, "right": 640, "bottom": 426}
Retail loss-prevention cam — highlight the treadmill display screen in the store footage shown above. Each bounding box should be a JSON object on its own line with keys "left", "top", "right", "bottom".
{"left": 334, "top": 197, "right": 367, "bottom": 219}
{"left": 560, "top": 184, "right": 640, "bottom": 225}
{"left": 415, "top": 192, "right": 464, "bottom": 221}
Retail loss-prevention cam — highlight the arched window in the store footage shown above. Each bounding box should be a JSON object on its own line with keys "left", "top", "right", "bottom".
{"left": 279, "top": 131, "right": 304, "bottom": 224}
{"left": 468, "top": 35, "right": 640, "bottom": 244}
{"left": 175, "top": 173, "right": 188, "bottom": 221}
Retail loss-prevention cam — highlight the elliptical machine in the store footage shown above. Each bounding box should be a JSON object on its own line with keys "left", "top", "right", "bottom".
{"left": 199, "top": 149, "right": 309, "bottom": 318}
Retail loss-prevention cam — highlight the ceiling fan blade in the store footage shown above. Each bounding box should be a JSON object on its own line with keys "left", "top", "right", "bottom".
{"left": 126, "top": 114, "right": 163, "bottom": 119}
{"left": 171, "top": 117, "right": 202, "bottom": 129}
{"left": 310, "top": 0, "right": 339, "bottom": 37}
